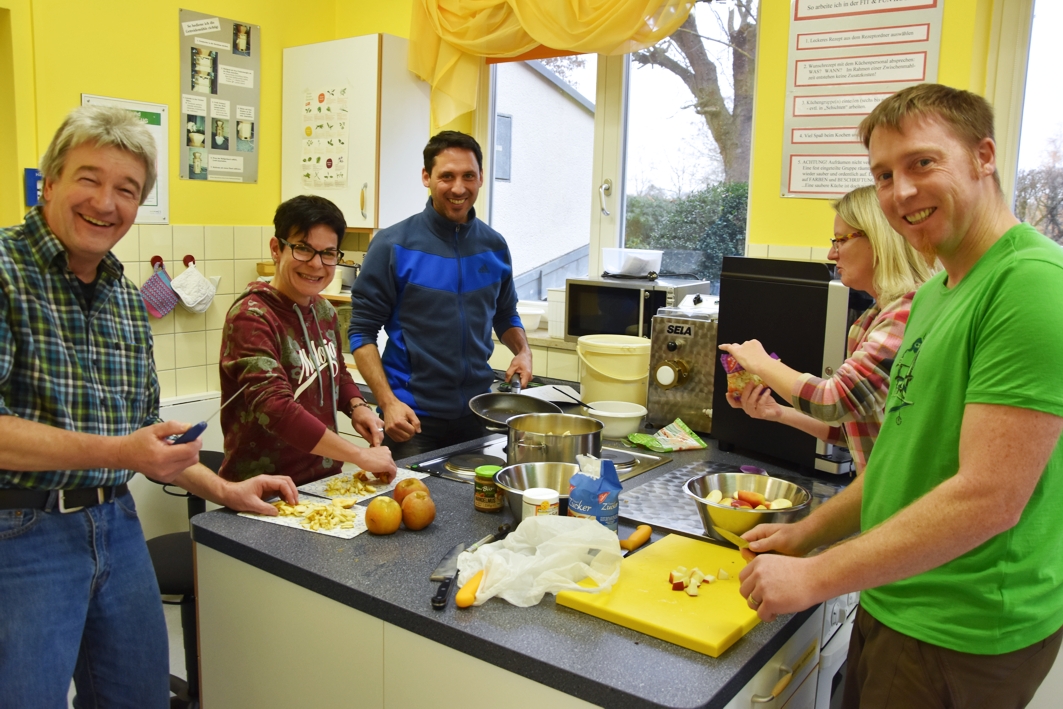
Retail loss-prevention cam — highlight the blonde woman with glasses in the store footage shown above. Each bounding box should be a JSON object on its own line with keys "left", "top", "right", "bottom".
{"left": 718, "top": 185, "right": 934, "bottom": 474}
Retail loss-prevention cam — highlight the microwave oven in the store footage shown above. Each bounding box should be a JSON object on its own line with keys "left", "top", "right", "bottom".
{"left": 564, "top": 277, "right": 714, "bottom": 342}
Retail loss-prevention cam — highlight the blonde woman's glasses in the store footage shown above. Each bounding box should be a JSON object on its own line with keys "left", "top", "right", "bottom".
{"left": 830, "top": 231, "right": 865, "bottom": 249}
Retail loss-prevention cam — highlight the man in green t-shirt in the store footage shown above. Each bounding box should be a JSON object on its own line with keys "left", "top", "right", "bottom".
{"left": 737, "top": 83, "right": 1063, "bottom": 708}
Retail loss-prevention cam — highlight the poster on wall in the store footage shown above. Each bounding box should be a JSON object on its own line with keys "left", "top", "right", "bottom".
{"left": 300, "top": 86, "right": 350, "bottom": 189}
{"left": 178, "top": 8, "right": 260, "bottom": 183}
{"left": 81, "top": 94, "right": 169, "bottom": 224}
{"left": 781, "top": 0, "right": 945, "bottom": 198}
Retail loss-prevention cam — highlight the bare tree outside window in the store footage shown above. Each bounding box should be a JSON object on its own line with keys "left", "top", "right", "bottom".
{"left": 1014, "top": 133, "right": 1063, "bottom": 244}
{"left": 623, "top": 0, "right": 758, "bottom": 290}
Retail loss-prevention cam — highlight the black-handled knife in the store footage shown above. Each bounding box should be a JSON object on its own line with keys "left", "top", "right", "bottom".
{"left": 431, "top": 572, "right": 459, "bottom": 610}
{"left": 430, "top": 542, "right": 465, "bottom": 610}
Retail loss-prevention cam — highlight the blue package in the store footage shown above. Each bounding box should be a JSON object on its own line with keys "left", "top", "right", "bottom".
{"left": 567, "top": 459, "right": 623, "bottom": 532}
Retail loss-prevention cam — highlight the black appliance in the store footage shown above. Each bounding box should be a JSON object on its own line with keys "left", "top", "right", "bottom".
{"left": 711, "top": 257, "right": 852, "bottom": 473}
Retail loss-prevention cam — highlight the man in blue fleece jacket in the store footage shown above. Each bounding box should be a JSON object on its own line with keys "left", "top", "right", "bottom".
{"left": 348, "top": 131, "right": 532, "bottom": 459}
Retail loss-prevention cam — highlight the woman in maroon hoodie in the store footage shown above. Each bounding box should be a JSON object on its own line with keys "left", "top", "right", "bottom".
{"left": 218, "top": 196, "right": 396, "bottom": 485}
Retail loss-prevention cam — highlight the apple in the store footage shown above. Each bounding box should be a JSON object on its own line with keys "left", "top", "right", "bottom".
{"left": 736, "top": 490, "right": 766, "bottom": 507}
{"left": 731, "top": 498, "right": 753, "bottom": 509}
{"left": 365, "top": 496, "right": 401, "bottom": 535}
{"left": 401, "top": 491, "right": 436, "bottom": 531}
{"left": 393, "top": 478, "right": 430, "bottom": 507}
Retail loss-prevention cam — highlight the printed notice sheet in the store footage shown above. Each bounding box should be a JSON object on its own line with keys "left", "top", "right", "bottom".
{"left": 781, "top": 0, "right": 944, "bottom": 198}
{"left": 179, "top": 8, "right": 261, "bottom": 183}
{"left": 81, "top": 95, "right": 169, "bottom": 224}
{"left": 300, "top": 87, "right": 351, "bottom": 189}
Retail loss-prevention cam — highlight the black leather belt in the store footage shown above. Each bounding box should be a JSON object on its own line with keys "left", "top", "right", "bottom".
{"left": 0, "top": 484, "right": 129, "bottom": 513}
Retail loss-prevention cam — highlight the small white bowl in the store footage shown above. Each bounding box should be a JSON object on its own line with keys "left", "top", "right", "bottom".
{"left": 518, "top": 310, "right": 542, "bottom": 330}
{"left": 585, "top": 400, "right": 648, "bottom": 439}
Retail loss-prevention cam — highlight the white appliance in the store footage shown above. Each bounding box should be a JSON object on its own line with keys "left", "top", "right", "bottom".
{"left": 815, "top": 592, "right": 859, "bottom": 709}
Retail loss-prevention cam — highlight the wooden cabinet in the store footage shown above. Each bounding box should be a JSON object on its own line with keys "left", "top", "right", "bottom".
{"left": 282, "top": 34, "right": 429, "bottom": 230}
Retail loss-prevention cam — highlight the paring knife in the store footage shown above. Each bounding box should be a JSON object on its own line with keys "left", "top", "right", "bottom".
{"left": 465, "top": 523, "right": 512, "bottom": 555}
{"left": 712, "top": 526, "right": 751, "bottom": 550}
{"left": 408, "top": 462, "right": 475, "bottom": 485}
{"left": 430, "top": 542, "right": 465, "bottom": 610}
{"left": 169, "top": 383, "right": 249, "bottom": 444}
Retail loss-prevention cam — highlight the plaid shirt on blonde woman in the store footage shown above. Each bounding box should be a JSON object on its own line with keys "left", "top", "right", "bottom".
{"left": 790, "top": 292, "right": 914, "bottom": 474}
{"left": 0, "top": 208, "right": 161, "bottom": 490}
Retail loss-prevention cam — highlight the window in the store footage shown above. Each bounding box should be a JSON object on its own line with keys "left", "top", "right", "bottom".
{"left": 1013, "top": 0, "right": 1063, "bottom": 244}
{"left": 488, "top": 57, "right": 598, "bottom": 300}
{"left": 620, "top": 1, "right": 759, "bottom": 292}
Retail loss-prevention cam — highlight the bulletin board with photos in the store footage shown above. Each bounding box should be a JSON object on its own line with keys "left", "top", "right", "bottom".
{"left": 178, "top": 8, "right": 261, "bottom": 183}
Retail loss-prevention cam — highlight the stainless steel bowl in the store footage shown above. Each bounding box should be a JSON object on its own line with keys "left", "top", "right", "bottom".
{"left": 494, "top": 462, "right": 581, "bottom": 518}
{"left": 684, "top": 473, "right": 811, "bottom": 540}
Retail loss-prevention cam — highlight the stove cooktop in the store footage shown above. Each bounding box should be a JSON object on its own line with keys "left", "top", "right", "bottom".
{"left": 411, "top": 435, "right": 671, "bottom": 482}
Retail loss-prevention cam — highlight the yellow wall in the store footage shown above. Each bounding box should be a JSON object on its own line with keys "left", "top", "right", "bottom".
{"left": 746, "top": 0, "right": 994, "bottom": 247}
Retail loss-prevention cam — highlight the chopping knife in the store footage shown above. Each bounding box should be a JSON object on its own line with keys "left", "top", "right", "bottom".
{"left": 408, "top": 461, "right": 475, "bottom": 485}
{"left": 430, "top": 542, "right": 465, "bottom": 610}
{"left": 712, "top": 526, "right": 751, "bottom": 550}
{"left": 168, "top": 383, "right": 249, "bottom": 444}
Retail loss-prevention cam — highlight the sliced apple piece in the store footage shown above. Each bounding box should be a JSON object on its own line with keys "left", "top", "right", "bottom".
{"left": 719, "top": 497, "right": 733, "bottom": 507}
{"left": 736, "top": 490, "right": 767, "bottom": 507}
{"left": 685, "top": 582, "right": 699, "bottom": 597}
{"left": 754, "top": 504, "right": 768, "bottom": 510}
{"left": 731, "top": 499, "right": 753, "bottom": 509}
{"left": 703, "top": 574, "right": 716, "bottom": 584}
{"left": 689, "top": 570, "right": 705, "bottom": 587}
{"left": 718, "top": 568, "right": 731, "bottom": 580}
{"left": 769, "top": 498, "right": 793, "bottom": 510}
{"left": 668, "top": 567, "right": 689, "bottom": 584}
{"left": 706, "top": 489, "right": 723, "bottom": 504}
{"left": 672, "top": 581, "right": 687, "bottom": 591}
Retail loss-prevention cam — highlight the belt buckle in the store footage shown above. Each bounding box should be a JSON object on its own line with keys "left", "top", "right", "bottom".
{"left": 57, "top": 488, "right": 104, "bottom": 514}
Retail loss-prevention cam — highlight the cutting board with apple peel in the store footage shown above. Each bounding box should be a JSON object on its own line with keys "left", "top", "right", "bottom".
{"left": 555, "top": 534, "right": 759, "bottom": 657}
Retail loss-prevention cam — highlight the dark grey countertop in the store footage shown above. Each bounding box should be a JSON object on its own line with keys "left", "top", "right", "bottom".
{"left": 192, "top": 434, "right": 848, "bottom": 709}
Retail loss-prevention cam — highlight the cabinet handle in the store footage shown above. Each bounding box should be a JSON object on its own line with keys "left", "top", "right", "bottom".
{"left": 750, "top": 666, "right": 792, "bottom": 704}
{"left": 599, "top": 179, "right": 612, "bottom": 216}
{"left": 360, "top": 183, "right": 368, "bottom": 219}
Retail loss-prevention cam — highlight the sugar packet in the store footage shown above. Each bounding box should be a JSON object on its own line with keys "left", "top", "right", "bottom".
{"left": 568, "top": 456, "right": 622, "bottom": 532}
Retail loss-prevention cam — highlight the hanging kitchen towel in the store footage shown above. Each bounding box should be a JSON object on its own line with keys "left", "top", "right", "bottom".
{"left": 140, "top": 262, "right": 179, "bottom": 318}
{"left": 170, "top": 260, "right": 220, "bottom": 314}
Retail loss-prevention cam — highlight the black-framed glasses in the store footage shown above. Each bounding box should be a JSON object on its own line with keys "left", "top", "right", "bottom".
{"left": 829, "top": 231, "right": 865, "bottom": 249}
{"left": 278, "top": 237, "right": 343, "bottom": 266}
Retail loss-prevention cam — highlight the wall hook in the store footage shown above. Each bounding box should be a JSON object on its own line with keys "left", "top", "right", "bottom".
{"left": 150, "top": 255, "right": 164, "bottom": 268}
{"left": 183, "top": 254, "right": 196, "bottom": 267}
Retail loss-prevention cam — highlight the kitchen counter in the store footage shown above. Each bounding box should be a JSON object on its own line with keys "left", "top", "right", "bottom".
{"left": 192, "top": 437, "right": 845, "bottom": 708}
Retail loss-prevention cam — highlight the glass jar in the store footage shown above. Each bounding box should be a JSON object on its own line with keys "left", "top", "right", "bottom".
{"left": 473, "top": 465, "right": 504, "bottom": 513}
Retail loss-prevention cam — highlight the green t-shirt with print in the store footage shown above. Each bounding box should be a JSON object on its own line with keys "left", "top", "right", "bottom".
{"left": 860, "top": 222, "right": 1063, "bottom": 655}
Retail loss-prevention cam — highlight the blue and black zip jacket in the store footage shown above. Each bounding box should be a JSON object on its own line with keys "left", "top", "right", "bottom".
{"left": 348, "top": 200, "right": 522, "bottom": 419}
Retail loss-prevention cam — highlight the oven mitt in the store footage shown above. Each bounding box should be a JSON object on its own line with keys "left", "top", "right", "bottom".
{"left": 140, "top": 262, "right": 179, "bottom": 318}
{"left": 170, "top": 261, "right": 220, "bottom": 314}
{"left": 454, "top": 516, "right": 622, "bottom": 607}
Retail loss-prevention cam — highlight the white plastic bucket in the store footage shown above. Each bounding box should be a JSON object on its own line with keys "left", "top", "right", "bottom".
{"left": 576, "top": 335, "right": 651, "bottom": 407}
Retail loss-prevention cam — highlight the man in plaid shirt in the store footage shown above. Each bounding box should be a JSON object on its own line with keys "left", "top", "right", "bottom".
{"left": 0, "top": 106, "right": 297, "bottom": 707}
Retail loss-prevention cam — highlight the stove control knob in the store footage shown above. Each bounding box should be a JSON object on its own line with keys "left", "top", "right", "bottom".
{"left": 655, "top": 360, "right": 689, "bottom": 389}
{"left": 667, "top": 340, "right": 679, "bottom": 352}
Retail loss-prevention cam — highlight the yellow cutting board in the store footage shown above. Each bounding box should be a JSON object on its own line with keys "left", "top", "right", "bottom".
{"left": 555, "top": 534, "right": 759, "bottom": 657}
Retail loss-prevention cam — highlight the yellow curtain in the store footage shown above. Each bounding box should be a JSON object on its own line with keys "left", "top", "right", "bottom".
{"left": 409, "top": 0, "right": 694, "bottom": 126}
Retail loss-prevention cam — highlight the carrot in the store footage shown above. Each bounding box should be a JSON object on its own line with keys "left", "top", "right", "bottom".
{"left": 455, "top": 570, "right": 484, "bottom": 608}
{"left": 619, "top": 524, "right": 653, "bottom": 551}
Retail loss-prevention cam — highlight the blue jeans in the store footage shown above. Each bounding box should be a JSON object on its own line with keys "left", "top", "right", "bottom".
{"left": 0, "top": 491, "right": 169, "bottom": 708}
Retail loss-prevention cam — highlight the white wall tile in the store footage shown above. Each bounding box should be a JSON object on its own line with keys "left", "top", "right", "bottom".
{"left": 175, "top": 331, "right": 207, "bottom": 368}
{"left": 150, "top": 310, "right": 175, "bottom": 336}
{"left": 175, "top": 367, "right": 207, "bottom": 397}
{"left": 111, "top": 226, "right": 139, "bottom": 263}
{"left": 205, "top": 297, "right": 232, "bottom": 331}
{"left": 152, "top": 333, "right": 176, "bottom": 371}
{"left": 139, "top": 225, "right": 172, "bottom": 264}
{"left": 174, "top": 308, "right": 206, "bottom": 334}
{"left": 204, "top": 226, "right": 234, "bottom": 260}
{"left": 766, "top": 245, "right": 813, "bottom": 261}
{"left": 233, "top": 260, "right": 260, "bottom": 295}
{"left": 206, "top": 366, "right": 221, "bottom": 393}
{"left": 745, "top": 242, "right": 769, "bottom": 259}
{"left": 157, "top": 370, "right": 177, "bottom": 399}
{"left": 234, "top": 226, "right": 262, "bottom": 259}
{"left": 811, "top": 247, "right": 832, "bottom": 262}
{"left": 261, "top": 227, "right": 274, "bottom": 260}
{"left": 203, "top": 260, "right": 235, "bottom": 295}
{"left": 173, "top": 226, "right": 205, "bottom": 264}
{"left": 205, "top": 329, "right": 222, "bottom": 365}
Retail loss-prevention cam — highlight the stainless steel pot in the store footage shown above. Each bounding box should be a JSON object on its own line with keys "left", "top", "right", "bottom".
{"left": 506, "top": 413, "right": 602, "bottom": 465}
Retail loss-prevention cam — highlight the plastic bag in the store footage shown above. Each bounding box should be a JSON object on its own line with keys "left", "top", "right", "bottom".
{"left": 628, "top": 418, "right": 707, "bottom": 452}
{"left": 720, "top": 352, "right": 779, "bottom": 402}
{"left": 568, "top": 457, "right": 622, "bottom": 531}
{"left": 455, "top": 516, "right": 623, "bottom": 608}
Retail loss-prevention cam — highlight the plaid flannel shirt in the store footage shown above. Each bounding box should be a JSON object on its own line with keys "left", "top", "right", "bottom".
{"left": 0, "top": 207, "right": 160, "bottom": 490}
{"left": 791, "top": 292, "right": 914, "bottom": 474}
